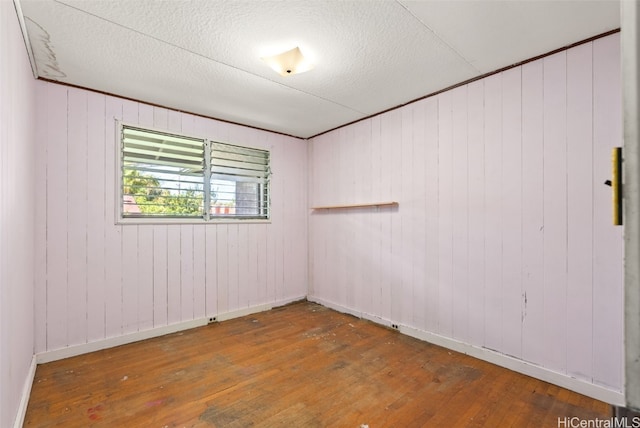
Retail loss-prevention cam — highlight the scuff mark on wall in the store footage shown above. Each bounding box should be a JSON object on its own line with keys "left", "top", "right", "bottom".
{"left": 25, "top": 17, "right": 66, "bottom": 79}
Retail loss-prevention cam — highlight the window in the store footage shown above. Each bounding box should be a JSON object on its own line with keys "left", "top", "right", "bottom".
{"left": 119, "top": 124, "right": 270, "bottom": 222}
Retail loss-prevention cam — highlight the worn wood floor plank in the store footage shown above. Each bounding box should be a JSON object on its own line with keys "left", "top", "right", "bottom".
{"left": 25, "top": 301, "right": 610, "bottom": 427}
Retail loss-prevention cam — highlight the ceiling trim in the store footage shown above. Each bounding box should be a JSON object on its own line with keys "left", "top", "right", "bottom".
{"left": 32, "top": 28, "right": 620, "bottom": 143}
{"left": 35, "top": 77, "right": 306, "bottom": 140}
{"left": 310, "top": 27, "right": 621, "bottom": 140}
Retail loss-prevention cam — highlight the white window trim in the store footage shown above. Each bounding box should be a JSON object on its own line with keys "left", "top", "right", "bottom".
{"left": 115, "top": 120, "right": 271, "bottom": 225}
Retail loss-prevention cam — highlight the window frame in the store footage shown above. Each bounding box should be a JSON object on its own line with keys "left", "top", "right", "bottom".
{"left": 115, "top": 120, "right": 271, "bottom": 225}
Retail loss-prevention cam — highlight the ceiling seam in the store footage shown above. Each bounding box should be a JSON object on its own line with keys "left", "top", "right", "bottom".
{"left": 395, "top": 0, "right": 483, "bottom": 75}
{"left": 51, "top": 0, "right": 367, "bottom": 117}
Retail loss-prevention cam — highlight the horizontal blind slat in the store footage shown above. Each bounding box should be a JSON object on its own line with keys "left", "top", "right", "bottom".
{"left": 123, "top": 138, "right": 204, "bottom": 156}
{"left": 210, "top": 172, "right": 267, "bottom": 184}
{"left": 123, "top": 156, "right": 204, "bottom": 171}
{"left": 123, "top": 147, "right": 203, "bottom": 164}
{"left": 211, "top": 157, "right": 269, "bottom": 172}
{"left": 210, "top": 167, "right": 268, "bottom": 180}
{"left": 121, "top": 125, "right": 269, "bottom": 220}
{"left": 211, "top": 142, "right": 268, "bottom": 158}
{"left": 124, "top": 128, "right": 203, "bottom": 146}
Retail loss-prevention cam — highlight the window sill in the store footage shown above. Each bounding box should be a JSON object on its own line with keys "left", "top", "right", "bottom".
{"left": 116, "top": 217, "right": 272, "bottom": 225}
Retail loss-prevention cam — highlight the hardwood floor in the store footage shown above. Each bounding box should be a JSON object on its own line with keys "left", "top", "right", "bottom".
{"left": 25, "top": 301, "right": 610, "bottom": 427}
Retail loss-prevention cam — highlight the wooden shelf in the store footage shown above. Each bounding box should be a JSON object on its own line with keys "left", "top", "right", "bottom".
{"left": 311, "top": 201, "right": 399, "bottom": 210}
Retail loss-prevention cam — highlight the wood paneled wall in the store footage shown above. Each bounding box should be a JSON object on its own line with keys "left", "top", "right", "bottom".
{"left": 34, "top": 83, "right": 308, "bottom": 354}
{"left": 308, "top": 34, "right": 623, "bottom": 393}
{"left": 0, "top": 2, "right": 37, "bottom": 426}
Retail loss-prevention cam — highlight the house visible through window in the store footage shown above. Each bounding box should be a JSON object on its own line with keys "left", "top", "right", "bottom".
{"left": 120, "top": 124, "right": 270, "bottom": 221}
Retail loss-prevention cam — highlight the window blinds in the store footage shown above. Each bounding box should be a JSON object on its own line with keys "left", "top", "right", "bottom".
{"left": 121, "top": 125, "right": 270, "bottom": 220}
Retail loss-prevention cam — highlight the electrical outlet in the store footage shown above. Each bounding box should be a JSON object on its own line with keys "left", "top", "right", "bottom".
{"left": 208, "top": 317, "right": 217, "bottom": 324}
{"left": 391, "top": 324, "right": 399, "bottom": 330}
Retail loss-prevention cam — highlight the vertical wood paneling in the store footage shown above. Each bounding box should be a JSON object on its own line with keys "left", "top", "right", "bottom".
{"left": 353, "top": 121, "right": 370, "bottom": 314}
{"left": 566, "top": 43, "right": 594, "bottom": 381}
{"left": 265, "top": 192, "right": 277, "bottom": 304}
{"left": 451, "top": 85, "right": 469, "bottom": 342}
{"left": 192, "top": 225, "right": 206, "bottom": 319}
{"left": 466, "top": 80, "right": 485, "bottom": 346}
{"left": 237, "top": 223, "right": 250, "bottom": 308}
{"left": 543, "top": 52, "right": 568, "bottom": 372}
{"left": 483, "top": 73, "right": 502, "bottom": 351}
{"left": 152, "top": 226, "right": 168, "bottom": 326}
{"left": 346, "top": 127, "right": 357, "bottom": 309}
{"left": 36, "top": 82, "right": 308, "bottom": 355}
{"left": 184, "top": 115, "right": 203, "bottom": 316}
{"left": 501, "top": 67, "right": 523, "bottom": 359}
{"left": 180, "top": 112, "right": 196, "bottom": 320}
{"left": 238, "top": 127, "right": 256, "bottom": 307}
{"left": 411, "top": 103, "right": 427, "bottom": 330}
{"left": 166, "top": 224, "right": 182, "bottom": 324}
{"left": 46, "top": 84, "right": 69, "bottom": 349}
{"left": 379, "top": 111, "right": 397, "bottom": 321}
{"left": 423, "top": 97, "right": 439, "bottom": 332}
{"left": 369, "top": 116, "right": 383, "bottom": 317}
{"left": 317, "top": 138, "right": 333, "bottom": 303}
{"left": 216, "top": 225, "right": 229, "bottom": 314}
{"left": 521, "top": 60, "right": 545, "bottom": 365}
{"left": 269, "top": 133, "right": 285, "bottom": 302}
{"left": 294, "top": 140, "right": 308, "bottom": 298}
{"left": 152, "top": 108, "right": 169, "bottom": 327}
{"left": 226, "top": 225, "right": 239, "bottom": 311}
{"left": 86, "top": 92, "right": 106, "bottom": 343}
{"left": 281, "top": 136, "right": 307, "bottom": 301}
{"left": 137, "top": 229, "right": 154, "bottom": 328}
{"left": 308, "top": 135, "right": 325, "bottom": 299}
{"left": 1, "top": 9, "right": 38, "bottom": 424}
{"left": 256, "top": 223, "right": 268, "bottom": 304}
{"left": 161, "top": 109, "right": 183, "bottom": 325}
{"left": 592, "top": 34, "right": 623, "bottom": 389}
{"left": 104, "top": 96, "right": 123, "bottom": 339}
{"left": 66, "top": 88, "right": 89, "bottom": 346}
{"left": 245, "top": 224, "right": 258, "bottom": 306}
{"left": 121, "top": 100, "right": 140, "bottom": 334}
{"left": 437, "top": 92, "right": 453, "bottom": 337}
{"left": 136, "top": 104, "right": 155, "bottom": 331}
{"left": 34, "top": 82, "right": 48, "bottom": 353}
{"left": 400, "top": 107, "right": 414, "bottom": 325}
{"left": 307, "top": 34, "right": 622, "bottom": 396}
{"left": 180, "top": 226, "right": 195, "bottom": 320}
{"left": 205, "top": 224, "right": 217, "bottom": 316}
{"left": 332, "top": 130, "right": 348, "bottom": 306}
{"left": 195, "top": 116, "right": 217, "bottom": 317}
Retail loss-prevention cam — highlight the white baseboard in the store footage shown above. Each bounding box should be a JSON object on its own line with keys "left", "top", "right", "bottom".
{"left": 14, "top": 355, "right": 36, "bottom": 428}
{"left": 36, "top": 296, "right": 306, "bottom": 365}
{"left": 36, "top": 318, "right": 208, "bottom": 364}
{"left": 307, "top": 295, "right": 625, "bottom": 406}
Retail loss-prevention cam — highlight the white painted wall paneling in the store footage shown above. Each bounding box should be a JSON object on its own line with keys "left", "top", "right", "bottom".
{"left": 308, "top": 34, "right": 624, "bottom": 398}
{"left": 0, "top": 2, "right": 37, "bottom": 426}
{"left": 34, "top": 84, "right": 309, "bottom": 354}
{"left": 592, "top": 34, "right": 623, "bottom": 390}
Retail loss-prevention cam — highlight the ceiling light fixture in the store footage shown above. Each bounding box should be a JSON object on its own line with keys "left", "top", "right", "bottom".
{"left": 261, "top": 46, "right": 314, "bottom": 77}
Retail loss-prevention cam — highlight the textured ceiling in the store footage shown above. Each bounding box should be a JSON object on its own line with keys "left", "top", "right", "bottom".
{"left": 17, "top": 0, "right": 620, "bottom": 138}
